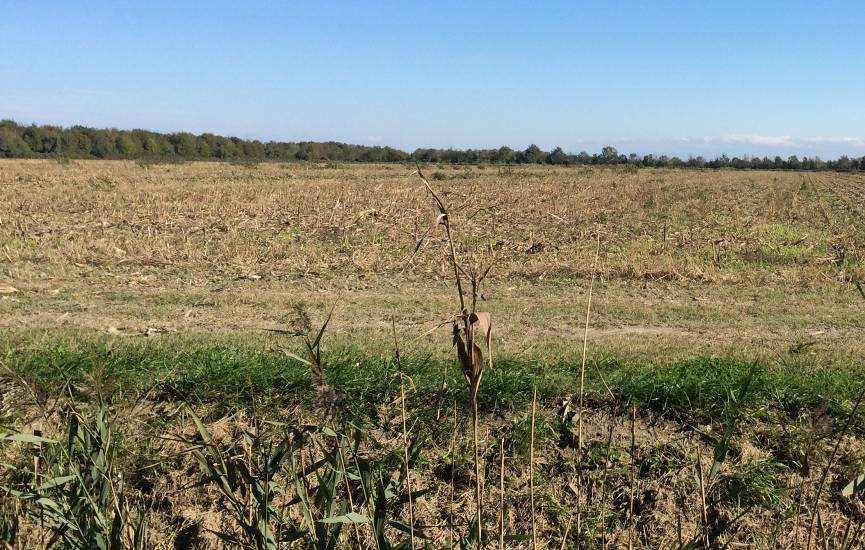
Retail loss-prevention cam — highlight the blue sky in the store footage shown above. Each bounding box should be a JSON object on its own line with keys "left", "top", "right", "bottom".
{"left": 2, "top": 1, "right": 864, "bottom": 158}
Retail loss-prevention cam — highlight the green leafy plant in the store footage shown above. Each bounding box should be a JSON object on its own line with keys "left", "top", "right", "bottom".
{"left": 183, "top": 407, "right": 303, "bottom": 549}
{"left": 5, "top": 408, "right": 148, "bottom": 550}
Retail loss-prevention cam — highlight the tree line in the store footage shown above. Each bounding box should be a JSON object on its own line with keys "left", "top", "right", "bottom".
{"left": 2, "top": 120, "right": 864, "bottom": 171}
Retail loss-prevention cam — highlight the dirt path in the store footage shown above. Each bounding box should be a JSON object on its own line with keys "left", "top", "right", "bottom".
{"left": 2, "top": 275, "right": 862, "bottom": 359}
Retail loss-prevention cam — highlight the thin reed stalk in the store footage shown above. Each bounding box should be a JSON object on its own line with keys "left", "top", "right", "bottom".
{"left": 393, "top": 318, "right": 416, "bottom": 550}
{"left": 499, "top": 437, "right": 505, "bottom": 550}
{"left": 576, "top": 480, "right": 582, "bottom": 546}
{"left": 577, "top": 230, "right": 601, "bottom": 450}
{"left": 530, "top": 385, "right": 538, "bottom": 550}
{"left": 449, "top": 401, "right": 458, "bottom": 550}
{"left": 696, "top": 450, "right": 709, "bottom": 549}
{"left": 34, "top": 440, "right": 44, "bottom": 550}
{"left": 335, "top": 437, "right": 363, "bottom": 547}
{"left": 473, "top": 399, "right": 482, "bottom": 546}
{"left": 628, "top": 404, "right": 637, "bottom": 550}
{"left": 559, "top": 517, "right": 572, "bottom": 550}
{"left": 351, "top": 440, "right": 382, "bottom": 550}
{"left": 597, "top": 405, "right": 618, "bottom": 550}
{"left": 400, "top": 378, "right": 415, "bottom": 550}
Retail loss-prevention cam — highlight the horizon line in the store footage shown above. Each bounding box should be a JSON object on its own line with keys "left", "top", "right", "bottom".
{"left": 4, "top": 117, "right": 865, "bottom": 162}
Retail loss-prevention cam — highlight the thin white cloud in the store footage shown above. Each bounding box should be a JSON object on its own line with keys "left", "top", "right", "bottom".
{"left": 717, "top": 134, "right": 865, "bottom": 149}
{"left": 567, "top": 134, "right": 865, "bottom": 154}
{"left": 801, "top": 136, "right": 865, "bottom": 148}
{"left": 720, "top": 134, "right": 795, "bottom": 147}
{"left": 558, "top": 135, "right": 865, "bottom": 159}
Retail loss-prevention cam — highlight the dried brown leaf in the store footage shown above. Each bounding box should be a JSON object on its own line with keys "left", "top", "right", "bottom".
{"left": 470, "top": 311, "right": 493, "bottom": 370}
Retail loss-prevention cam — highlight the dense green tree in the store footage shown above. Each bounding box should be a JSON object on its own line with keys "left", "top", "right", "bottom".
{"left": 495, "top": 146, "right": 516, "bottom": 163}
{"left": 242, "top": 140, "right": 265, "bottom": 159}
{"left": 600, "top": 146, "right": 619, "bottom": 164}
{"left": 520, "top": 144, "right": 546, "bottom": 164}
{"left": 0, "top": 127, "right": 33, "bottom": 157}
{"left": 171, "top": 133, "right": 198, "bottom": 158}
{"left": 22, "top": 124, "right": 62, "bottom": 154}
{"left": 141, "top": 135, "right": 160, "bottom": 155}
{"left": 62, "top": 128, "right": 92, "bottom": 157}
{"left": 116, "top": 134, "right": 141, "bottom": 158}
{"left": 549, "top": 146, "right": 568, "bottom": 165}
{"left": 91, "top": 132, "right": 117, "bottom": 158}
{"left": 197, "top": 138, "right": 212, "bottom": 158}
{"left": 213, "top": 137, "right": 237, "bottom": 159}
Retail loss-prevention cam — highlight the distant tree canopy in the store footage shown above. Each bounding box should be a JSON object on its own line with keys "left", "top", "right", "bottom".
{"left": 0, "top": 120, "right": 409, "bottom": 164}
{"left": 1, "top": 119, "right": 864, "bottom": 171}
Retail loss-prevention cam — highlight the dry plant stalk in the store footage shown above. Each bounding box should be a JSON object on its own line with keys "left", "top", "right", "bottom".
{"left": 393, "top": 318, "right": 416, "bottom": 550}
{"left": 696, "top": 450, "right": 709, "bottom": 549}
{"left": 577, "top": 230, "right": 601, "bottom": 450}
{"left": 559, "top": 517, "right": 572, "bottom": 550}
{"left": 415, "top": 163, "right": 494, "bottom": 546}
{"left": 499, "top": 437, "right": 506, "bottom": 550}
{"left": 628, "top": 404, "right": 637, "bottom": 550}
{"left": 597, "top": 405, "right": 619, "bottom": 550}
{"left": 575, "top": 480, "right": 582, "bottom": 547}
{"left": 400, "top": 378, "right": 415, "bottom": 550}
{"left": 336, "top": 439, "right": 363, "bottom": 546}
{"left": 530, "top": 385, "right": 538, "bottom": 550}
{"left": 449, "top": 402, "right": 458, "bottom": 550}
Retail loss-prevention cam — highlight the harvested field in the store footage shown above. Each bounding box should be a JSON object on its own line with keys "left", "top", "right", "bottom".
{"left": 2, "top": 160, "right": 863, "bottom": 353}
{"left": 1, "top": 160, "right": 864, "bottom": 548}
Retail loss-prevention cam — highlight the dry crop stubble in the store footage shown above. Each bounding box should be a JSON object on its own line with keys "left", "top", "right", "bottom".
{"left": 2, "top": 159, "right": 863, "bottom": 362}
{"left": 2, "top": 160, "right": 863, "bottom": 286}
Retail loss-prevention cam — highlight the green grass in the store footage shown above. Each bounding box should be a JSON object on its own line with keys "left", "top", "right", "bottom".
{"left": 718, "top": 460, "right": 788, "bottom": 509}
{"left": 3, "top": 332, "right": 862, "bottom": 430}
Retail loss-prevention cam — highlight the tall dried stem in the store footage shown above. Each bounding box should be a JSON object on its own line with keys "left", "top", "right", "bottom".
{"left": 415, "top": 163, "right": 493, "bottom": 547}
{"left": 499, "top": 437, "right": 505, "bottom": 550}
{"left": 393, "top": 318, "right": 415, "bottom": 550}
{"left": 577, "top": 230, "right": 601, "bottom": 450}
{"left": 530, "top": 386, "right": 538, "bottom": 550}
